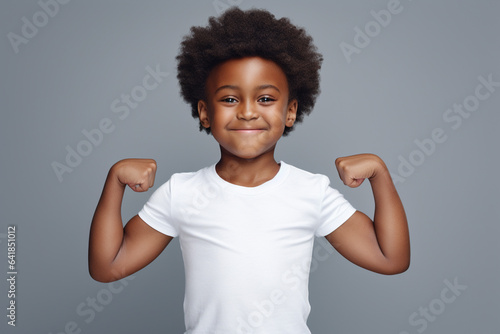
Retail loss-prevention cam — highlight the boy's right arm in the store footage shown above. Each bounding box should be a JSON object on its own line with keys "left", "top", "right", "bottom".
{"left": 88, "top": 159, "right": 173, "bottom": 283}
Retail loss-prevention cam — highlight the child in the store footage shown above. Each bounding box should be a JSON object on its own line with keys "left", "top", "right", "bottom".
{"left": 89, "top": 7, "right": 410, "bottom": 333}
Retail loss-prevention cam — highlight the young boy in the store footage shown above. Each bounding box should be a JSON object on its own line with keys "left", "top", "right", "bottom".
{"left": 89, "top": 7, "right": 410, "bottom": 333}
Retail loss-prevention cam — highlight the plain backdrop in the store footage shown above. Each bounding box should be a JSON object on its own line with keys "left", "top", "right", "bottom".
{"left": 1, "top": 0, "right": 499, "bottom": 333}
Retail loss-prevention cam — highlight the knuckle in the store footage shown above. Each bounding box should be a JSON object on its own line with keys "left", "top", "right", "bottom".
{"left": 339, "top": 164, "right": 350, "bottom": 173}
{"left": 335, "top": 157, "right": 347, "bottom": 168}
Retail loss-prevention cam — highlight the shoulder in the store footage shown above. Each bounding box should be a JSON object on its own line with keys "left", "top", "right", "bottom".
{"left": 283, "top": 162, "right": 331, "bottom": 189}
{"left": 164, "top": 164, "right": 215, "bottom": 191}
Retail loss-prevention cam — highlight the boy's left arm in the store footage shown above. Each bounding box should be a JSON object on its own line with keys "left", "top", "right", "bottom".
{"left": 326, "top": 153, "right": 410, "bottom": 275}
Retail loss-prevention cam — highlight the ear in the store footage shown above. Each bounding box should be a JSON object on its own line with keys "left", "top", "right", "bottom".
{"left": 285, "top": 99, "right": 298, "bottom": 127}
{"left": 197, "top": 100, "right": 211, "bottom": 129}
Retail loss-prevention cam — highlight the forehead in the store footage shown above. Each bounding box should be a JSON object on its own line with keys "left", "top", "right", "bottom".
{"left": 205, "top": 57, "right": 289, "bottom": 93}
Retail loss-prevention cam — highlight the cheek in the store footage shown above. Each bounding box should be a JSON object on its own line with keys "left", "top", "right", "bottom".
{"left": 208, "top": 110, "right": 233, "bottom": 137}
{"left": 208, "top": 107, "right": 226, "bottom": 125}
{"left": 266, "top": 108, "right": 288, "bottom": 125}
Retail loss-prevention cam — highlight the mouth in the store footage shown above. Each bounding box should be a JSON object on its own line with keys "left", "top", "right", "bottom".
{"left": 230, "top": 128, "right": 265, "bottom": 133}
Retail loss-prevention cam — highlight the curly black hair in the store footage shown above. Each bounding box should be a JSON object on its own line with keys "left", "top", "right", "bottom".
{"left": 176, "top": 7, "right": 323, "bottom": 136}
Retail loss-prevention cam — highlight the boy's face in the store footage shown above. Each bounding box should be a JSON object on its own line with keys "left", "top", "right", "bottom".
{"left": 198, "top": 57, "right": 297, "bottom": 160}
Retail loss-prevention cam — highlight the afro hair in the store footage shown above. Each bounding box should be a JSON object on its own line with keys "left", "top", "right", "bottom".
{"left": 176, "top": 7, "right": 323, "bottom": 136}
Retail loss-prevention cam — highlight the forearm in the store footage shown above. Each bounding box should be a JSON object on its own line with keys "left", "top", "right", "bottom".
{"left": 88, "top": 167, "right": 127, "bottom": 280}
{"left": 369, "top": 160, "right": 410, "bottom": 271}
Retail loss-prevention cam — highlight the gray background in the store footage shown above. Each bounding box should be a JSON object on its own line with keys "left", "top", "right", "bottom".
{"left": 1, "top": 0, "right": 499, "bottom": 333}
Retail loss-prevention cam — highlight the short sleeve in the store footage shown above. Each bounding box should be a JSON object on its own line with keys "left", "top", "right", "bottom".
{"left": 138, "top": 178, "right": 178, "bottom": 237}
{"left": 315, "top": 177, "right": 356, "bottom": 237}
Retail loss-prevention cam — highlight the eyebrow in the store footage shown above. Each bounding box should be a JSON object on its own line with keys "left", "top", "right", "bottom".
{"left": 214, "top": 84, "right": 281, "bottom": 94}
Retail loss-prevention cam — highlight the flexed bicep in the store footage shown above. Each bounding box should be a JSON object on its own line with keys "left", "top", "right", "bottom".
{"left": 109, "top": 215, "right": 173, "bottom": 281}
{"left": 325, "top": 211, "right": 397, "bottom": 275}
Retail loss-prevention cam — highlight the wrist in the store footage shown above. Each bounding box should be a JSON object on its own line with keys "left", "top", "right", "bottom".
{"left": 108, "top": 162, "right": 127, "bottom": 188}
{"left": 367, "top": 155, "right": 389, "bottom": 181}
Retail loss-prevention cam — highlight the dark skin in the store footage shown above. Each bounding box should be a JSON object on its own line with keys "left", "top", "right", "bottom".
{"left": 88, "top": 56, "right": 410, "bottom": 283}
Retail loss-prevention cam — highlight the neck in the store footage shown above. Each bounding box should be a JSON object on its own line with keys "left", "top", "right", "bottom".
{"left": 215, "top": 147, "right": 280, "bottom": 187}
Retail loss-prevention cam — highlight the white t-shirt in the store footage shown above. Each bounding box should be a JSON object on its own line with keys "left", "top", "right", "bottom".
{"left": 138, "top": 161, "right": 356, "bottom": 334}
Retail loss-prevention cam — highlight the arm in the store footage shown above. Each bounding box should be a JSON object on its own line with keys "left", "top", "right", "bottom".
{"left": 88, "top": 159, "right": 173, "bottom": 283}
{"left": 326, "top": 154, "right": 410, "bottom": 275}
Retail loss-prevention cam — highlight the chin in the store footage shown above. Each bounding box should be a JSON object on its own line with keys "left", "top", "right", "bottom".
{"left": 233, "top": 153, "right": 261, "bottom": 160}
{"left": 227, "top": 149, "right": 266, "bottom": 160}
{"left": 220, "top": 143, "right": 275, "bottom": 160}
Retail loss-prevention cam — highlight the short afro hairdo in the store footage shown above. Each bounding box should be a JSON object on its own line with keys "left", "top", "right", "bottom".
{"left": 176, "top": 7, "right": 323, "bottom": 136}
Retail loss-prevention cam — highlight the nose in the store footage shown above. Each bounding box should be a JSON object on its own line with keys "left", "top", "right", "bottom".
{"left": 236, "top": 100, "right": 259, "bottom": 121}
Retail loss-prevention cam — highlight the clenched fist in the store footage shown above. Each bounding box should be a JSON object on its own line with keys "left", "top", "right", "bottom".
{"left": 335, "top": 153, "right": 387, "bottom": 188}
{"left": 111, "top": 159, "right": 157, "bottom": 192}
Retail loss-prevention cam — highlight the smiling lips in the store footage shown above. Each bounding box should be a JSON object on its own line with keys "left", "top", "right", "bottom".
{"left": 230, "top": 128, "right": 266, "bottom": 132}
{"left": 231, "top": 130, "right": 265, "bottom": 135}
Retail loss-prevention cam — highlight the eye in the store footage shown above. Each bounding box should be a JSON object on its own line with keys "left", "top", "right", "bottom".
{"left": 258, "top": 96, "right": 275, "bottom": 103}
{"left": 221, "top": 97, "right": 238, "bottom": 103}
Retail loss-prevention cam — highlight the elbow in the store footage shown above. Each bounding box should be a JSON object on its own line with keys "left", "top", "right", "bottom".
{"left": 399, "top": 259, "right": 411, "bottom": 274}
{"left": 89, "top": 273, "right": 113, "bottom": 283}
{"left": 380, "top": 247, "right": 411, "bottom": 275}
{"left": 89, "top": 268, "right": 111, "bottom": 283}
{"left": 88, "top": 264, "right": 122, "bottom": 283}
{"left": 89, "top": 271, "right": 122, "bottom": 283}
{"left": 381, "top": 258, "right": 411, "bottom": 275}
{"left": 384, "top": 264, "right": 410, "bottom": 275}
